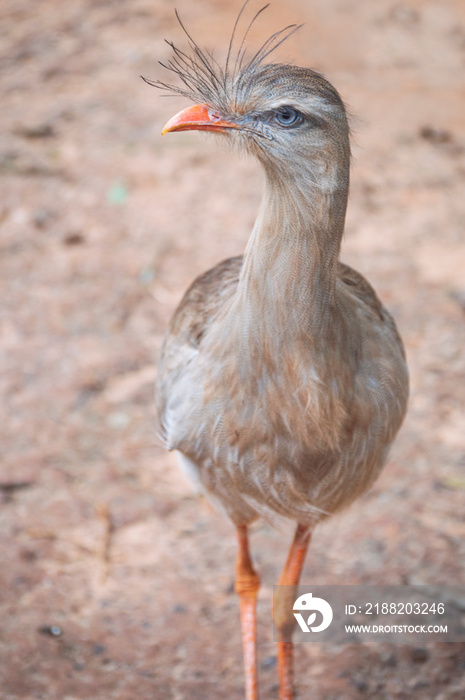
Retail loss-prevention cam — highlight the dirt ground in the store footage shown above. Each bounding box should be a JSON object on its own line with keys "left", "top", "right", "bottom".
{"left": 1, "top": 0, "right": 465, "bottom": 698}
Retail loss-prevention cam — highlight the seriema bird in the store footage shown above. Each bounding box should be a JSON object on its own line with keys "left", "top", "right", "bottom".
{"left": 145, "top": 6, "right": 408, "bottom": 699}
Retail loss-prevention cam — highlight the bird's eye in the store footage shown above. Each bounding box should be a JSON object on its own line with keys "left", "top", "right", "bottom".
{"left": 274, "top": 107, "right": 303, "bottom": 128}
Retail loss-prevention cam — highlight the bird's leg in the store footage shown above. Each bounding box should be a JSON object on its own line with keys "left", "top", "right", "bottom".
{"left": 235, "top": 524, "right": 261, "bottom": 700}
{"left": 274, "top": 524, "right": 312, "bottom": 700}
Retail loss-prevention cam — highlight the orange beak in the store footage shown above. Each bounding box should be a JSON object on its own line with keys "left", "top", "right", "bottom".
{"left": 161, "top": 103, "right": 240, "bottom": 135}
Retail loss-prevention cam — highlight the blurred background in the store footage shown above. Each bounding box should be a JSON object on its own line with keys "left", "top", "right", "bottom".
{"left": 1, "top": 0, "right": 464, "bottom": 698}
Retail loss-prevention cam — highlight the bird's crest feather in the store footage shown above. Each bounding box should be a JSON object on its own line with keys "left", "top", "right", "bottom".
{"left": 141, "top": 2, "right": 302, "bottom": 112}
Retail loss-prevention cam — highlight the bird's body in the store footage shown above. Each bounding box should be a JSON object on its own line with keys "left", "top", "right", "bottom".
{"left": 149, "top": 10, "right": 408, "bottom": 699}
{"left": 158, "top": 253, "right": 407, "bottom": 527}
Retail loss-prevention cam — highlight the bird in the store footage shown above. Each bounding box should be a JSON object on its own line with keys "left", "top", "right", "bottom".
{"left": 145, "top": 4, "right": 409, "bottom": 699}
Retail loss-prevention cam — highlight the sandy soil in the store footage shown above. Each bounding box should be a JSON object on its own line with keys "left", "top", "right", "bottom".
{"left": 1, "top": 0, "right": 465, "bottom": 698}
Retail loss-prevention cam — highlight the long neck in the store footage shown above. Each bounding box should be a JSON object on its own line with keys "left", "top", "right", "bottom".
{"left": 234, "top": 149, "right": 350, "bottom": 338}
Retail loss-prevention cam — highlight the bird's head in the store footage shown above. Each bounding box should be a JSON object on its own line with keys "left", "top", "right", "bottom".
{"left": 144, "top": 7, "right": 350, "bottom": 184}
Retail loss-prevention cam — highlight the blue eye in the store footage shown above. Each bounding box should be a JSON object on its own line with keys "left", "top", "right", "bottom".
{"left": 274, "top": 107, "right": 303, "bottom": 127}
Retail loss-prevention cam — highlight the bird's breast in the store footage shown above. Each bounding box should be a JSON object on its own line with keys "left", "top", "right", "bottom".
{"left": 161, "top": 304, "right": 408, "bottom": 525}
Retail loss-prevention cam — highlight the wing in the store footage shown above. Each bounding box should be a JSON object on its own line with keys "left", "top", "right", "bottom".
{"left": 338, "top": 261, "right": 406, "bottom": 360}
{"left": 156, "top": 255, "right": 243, "bottom": 439}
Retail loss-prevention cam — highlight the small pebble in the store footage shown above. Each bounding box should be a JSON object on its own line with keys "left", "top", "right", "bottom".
{"left": 262, "top": 655, "right": 277, "bottom": 670}
{"left": 63, "top": 232, "right": 85, "bottom": 245}
{"left": 38, "top": 625, "right": 62, "bottom": 637}
{"left": 16, "top": 122, "right": 56, "bottom": 139}
{"left": 411, "top": 647, "right": 429, "bottom": 663}
{"left": 419, "top": 125, "right": 452, "bottom": 145}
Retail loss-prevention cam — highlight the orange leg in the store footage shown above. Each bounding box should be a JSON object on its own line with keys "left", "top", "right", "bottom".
{"left": 274, "top": 524, "right": 312, "bottom": 700}
{"left": 235, "top": 525, "right": 260, "bottom": 700}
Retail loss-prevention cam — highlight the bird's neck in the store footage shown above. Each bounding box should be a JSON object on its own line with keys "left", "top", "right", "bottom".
{"left": 236, "top": 154, "right": 349, "bottom": 335}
